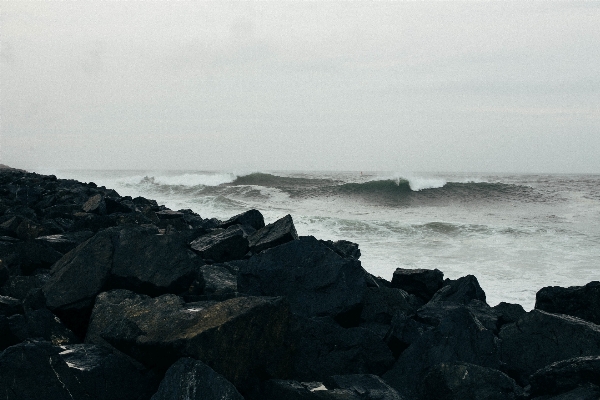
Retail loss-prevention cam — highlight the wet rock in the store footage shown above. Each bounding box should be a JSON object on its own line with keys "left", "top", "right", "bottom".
{"left": 7, "top": 308, "right": 79, "bottom": 346}
{"left": 430, "top": 275, "right": 486, "bottom": 305}
{"left": 220, "top": 209, "right": 265, "bottom": 231}
{"left": 382, "top": 306, "right": 500, "bottom": 398}
{"left": 0, "top": 295, "right": 23, "bottom": 316}
{"left": 416, "top": 300, "right": 499, "bottom": 333}
{"left": 109, "top": 228, "right": 203, "bottom": 296}
{"left": 536, "top": 281, "right": 600, "bottom": 325}
{"left": 1, "top": 274, "right": 49, "bottom": 300}
{"left": 529, "top": 356, "right": 600, "bottom": 397}
{"left": 190, "top": 225, "right": 250, "bottom": 262}
{"left": 105, "top": 197, "right": 135, "bottom": 214}
{"left": 247, "top": 214, "right": 299, "bottom": 254}
{"left": 238, "top": 236, "right": 366, "bottom": 320}
{"left": 59, "top": 343, "right": 158, "bottom": 400}
{"left": 288, "top": 315, "right": 395, "bottom": 382}
{"left": 531, "top": 383, "right": 600, "bottom": 400}
{"left": 499, "top": 310, "right": 600, "bottom": 385}
{"left": 0, "top": 340, "right": 89, "bottom": 400}
{"left": 384, "top": 311, "right": 431, "bottom": 359}
{"left": 492, "top": 301, "right": 526, "bottom": 327}
{"left": 263, "top": 380, "right": 332, "bottom": 400}
{"left": 150, "top": 357, "right": 244, "bottom": 400}
{"left": 321, "top": 239, "right": 361, "bottom": 259}
{"left": 360, "top": 286, "right": 414, "bottom": 326}
{"left": 421, "top": 362, "right": 525, "bottom": 400}
{"left": 87, "top": 289, "right": 291, "bottom": 396}
{"left": 198, "top": 264, "right": 237, "bottom": 297}
{"left": 390, "top": 268, "right": 444, "bottom": 302}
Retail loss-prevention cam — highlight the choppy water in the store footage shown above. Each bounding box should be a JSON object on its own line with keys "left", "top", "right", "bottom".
{"left": 47, "top": 169, "right": 600, "bottom": 309}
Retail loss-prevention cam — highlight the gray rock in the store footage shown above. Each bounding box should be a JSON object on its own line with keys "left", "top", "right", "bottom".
{"left": 220, "top": 209, "right": 265, "bottom": 231}
{"left": 499, "top": 310, "right": 600, "bottom": 385}
{"left": 238, "top": 236, "right": 366, "bottom": 320}
{"left": 536, "top": 281, "right": 600, "bottom": 325}
{"left": 391, "top": 268, "right": 444, "bottom": 302}
{"left": 422, "top": 362, "right": 525, "bottom": 400}
{"left": 151, "top": 357, "right": 243, "bottom": 400}
{"left": 248, "top": 214, "right": 299, "bottom": 253}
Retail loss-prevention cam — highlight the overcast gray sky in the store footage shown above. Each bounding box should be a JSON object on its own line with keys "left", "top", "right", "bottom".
{"left": 2, "top": 2, "right": 599, "bottom": 172}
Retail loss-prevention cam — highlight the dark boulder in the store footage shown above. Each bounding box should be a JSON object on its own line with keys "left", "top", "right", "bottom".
{"left": 391, "top": 268, "right": 444, "bottom": 302}
{"left": 531, "top": 383, "right": 600, "bottom": 400}
{"left": 535, "top": 281, "right": 600, "bottom": 325}
{"left": 321, "top": 239, "right": 361, "bottom": 259}
{"left": 384, "top": 311, "right": 432, "bottom": 359}
{"left": 416, "top": 300, "right": 500, "bottom": 333}
{"left": 238, "top": 236, "right": 366, "bottom": 320}
{"left": 288, "top": 315, "right": 394, "bottom": 382}
{"left": 7, "top": 308, "right": 79, "bottom": 345}
{"left": 1, "top": 273, "right": 49, "bottom": 300}
{"left": 109, "top": 228, "right": 204, "bottom": 296}
{"left": 429, "top": 275, "right": 486, "bottom": 305}
{"left": 383, "top": 306, "right": 500, "bottom": 398}
{"left": 248, "top": 214, "right": 299, "bottom": 254}
{"left": 197, "top": 264, "right": 237, "bottom": 297}
{"left": 263, "top": 380, "right": 332, "bottom": 400}
{"left": 190, "top": 225, "right": 250, "bottom": 262}
{"left": 150, "top": 357, "right": 244, "bottom": 400}
{"left": 59, "top": 343, "right": 158, "bottom": 400}
{"left": 529, "top": 356, "right": 600, "bottom": 397}
{"left": 0, "top": 340, "right": 89, "bottom": 400}
{"left": 87, "top": 289, "right": 291, "bottom": 396}
{"left": 492, "top": 301, "right": 526, "bottom": 327}
{"left": 499, "top": 310, "right": 600, "bottom": 384}
{"left": 421, "top": 362, "right": 525, "bottom": 400}
{"left": 220, "top": 209, "right": 265, "bottom": 231}
{"left": 105, "top": 197, "right": 135, "bottom": 214}
{"left": 43, "top": 229, "right": 114, "bottom": 337}
{"left": 0, "top": 295, "right": 23, "bottom": 316}
{"left": 360, "top": 286, "right": 415, "bottom": 332}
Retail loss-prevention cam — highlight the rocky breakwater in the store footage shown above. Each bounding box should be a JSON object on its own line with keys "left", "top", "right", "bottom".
{"left": 1, "top": 166, "right": 600, "bottom": 399}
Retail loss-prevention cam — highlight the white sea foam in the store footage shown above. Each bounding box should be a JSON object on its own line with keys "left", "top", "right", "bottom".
{"left": 147, "top": 173, "right": 236, "bottom": 187}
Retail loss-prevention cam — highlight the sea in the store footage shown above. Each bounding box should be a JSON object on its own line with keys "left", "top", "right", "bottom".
{"left": 46, "top": 170, "right": 600, "bottom": 310}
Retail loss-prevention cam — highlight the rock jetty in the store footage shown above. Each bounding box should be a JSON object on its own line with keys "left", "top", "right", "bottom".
{"left": 1, "top": 166, "right": 600, "bottom": 399}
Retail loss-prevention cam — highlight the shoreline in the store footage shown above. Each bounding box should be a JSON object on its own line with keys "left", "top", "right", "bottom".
{"left": 1, "top": 167, "right": 600, "bottom": 399}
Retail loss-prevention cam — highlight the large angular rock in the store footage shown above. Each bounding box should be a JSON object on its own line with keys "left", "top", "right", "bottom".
{"left": 151, "top": 357, "right": 244, "bottom": 400}
{"left": 0, "top": 295, "right": 23, "bottom": 316}
{"left": 238, "top": 236, "right": 366, "bottom": 319}
{"left": 198, "top": 264, "right": 237, "bottom": 297}
{"left": 421, "top": 362, "right": 525, "bottom": 400}
{"left": 0, "top": 340, "right": 89, "bottom": 400}
{"left": 529, "top": 356, "right": 600, "bottom": 397}
{"left": 263, "top": 380, "right": 333, "bottom": 400}
{"left": 220, "top": 209, "right": 265, "bottom": 231}
{"left": 429, "top": 275, "right": 486, "bottom": 305}
{"left": 248, "top": 214, "right": 298, "bottom": 253}
{"left": 499, "top": 310, "right": 600, "bottom": 384}
{"left": 43, "top": 229, "right": 114, "bottom": 336}
{"left": 391, "top": 268, "right": 444, "bottom": 302}
{"left": 383, "top": 306, "right": 500, "bottom": 398}
{"left": 110, "top": 228, "right": 203, "bottom": 296}
{"left": 535, "top": 281, "right": 600, "bottom": 325}
{"left": 82, "top": 193, "right": 106, "bottom": 214}
{"left": 87, "top": 289, "right": 291, "bottom": 396}
{"left": 59, "top": 343, "right": 158, "bottom": 400}
{"left": 0, "top": 339, "right": 155, "bottom": 400}
{"left": 531, "top": 384, "right": 600, "bottom": 400}
{"left": 7, "top": 308, "right": 79, "bottom": 345}
{"left": 492, "top": 302, "right": 526, "bottom": 327}
{"left": 321, "top": 240, "right": 361, "bottom": 259}
{"left": 288, "top": 316, "right": 395, "bottom": 382}
{"left": 359, "top": 286, "right": 415, "bottom": 330}
{"left": 190, "top": 225, "right": 250, "bottom": 262}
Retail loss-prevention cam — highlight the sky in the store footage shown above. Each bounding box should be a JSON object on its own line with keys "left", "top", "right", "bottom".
{"left": 2, "top": 1, "right": 599, "bottom": 173}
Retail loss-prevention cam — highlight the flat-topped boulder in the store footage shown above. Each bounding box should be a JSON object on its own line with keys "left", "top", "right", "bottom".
{"left": 391, "top": 268, "right": 444, "bottom": 302}
{"left": 238, "top": 236, "right": 366, "bottom": 319}
{"left": 190, "top": 225, "right": 252, "bottom": 262}
{"left": 499, "top": 310, "right": 600, "bottom": 384}
{"left": 248, "top": 214, "right": 299, "bottom": 253}
{"left": 536, "top": 281, "right": 600, "bottom": 325}
{"left": 87, "top": 289, "right": 291, "bottom": 396}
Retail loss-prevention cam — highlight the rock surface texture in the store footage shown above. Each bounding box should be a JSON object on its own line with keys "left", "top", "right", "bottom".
{"left": 1, "top": 167, "right": 599, "bottom": 399}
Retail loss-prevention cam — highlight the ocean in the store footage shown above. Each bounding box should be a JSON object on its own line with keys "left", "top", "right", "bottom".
{"left": 47, "top": 169, "right": 600, "bottom": 309}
